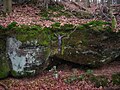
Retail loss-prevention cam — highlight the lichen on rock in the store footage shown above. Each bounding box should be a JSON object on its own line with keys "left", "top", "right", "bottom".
{"left": 7, "top": 37, "right": 51, "bottom": 77}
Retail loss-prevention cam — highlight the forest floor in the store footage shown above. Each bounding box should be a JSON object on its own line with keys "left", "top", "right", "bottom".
{"left": 0, "top": 4, "right": 120, "bottom": 90}
{"left": 0, "top": 61, "right": 120, "bottom": 90}
{"left": 0, "top": 4, "right": 96, "bottom": 27}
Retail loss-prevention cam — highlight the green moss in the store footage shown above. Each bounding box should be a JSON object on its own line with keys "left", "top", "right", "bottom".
{"left": 13, "top": 25, "right": 43, "bottom": 43}
{"left": 111, "top": 15, "right": 117, "bottom": 30}
{"left": 89, "top": 75, "right": 109, "bottom": 87}
{"left": 0, "top": 39, "right": 6, "bottom": 52}
{"left": 78, "top": 20, "right": 111, "bottom": 31}
{"left": 72, "top": 11, "right": 92, "bottom": 19}
{"left": 0, "top": 20, "right": 112, "bottom": 48}
{"left": 11, "top": 70, "right": 19, "bottom": 77}
{"left": 16, "top": 34, "right": 29, "bottom": 42}
{"left": 38, "top": 40, "right": 49, "bottom": 46}
{"left": 53, "top": 11, "right": 72, "bottom": 17}
{"left": 64, "top": 75, "right": 84, "bottom": 84}
{"left": 11, "top": 70, "right": 35, "bottom": 78}
{"left": 81, "top": 39, "right": 88, "bottom": 46}
{"left": 48, "top": 5, "right": 64, "bottom": 11}
{"left": 7, "top": 22, "right": 18, "bottom": 30}
{"left": 112, "top": 73, "right": 120, "bottom": 85}
{"left": 0, "top": 55, "right": 10, "bottom": 79}
{"left": 40, "top": 10, "right": 50, "bottom": 18}
{"left": 51, "top": 22, "right": 61, "bottom": 31}
{"left": 40, "top": 4, "right": 72, "bottom": 18}
{"left": 0, "top": 25, "right": 5, "bottom": 30}
{"left": 61, "top": 24, "right": 74, "bottom": 31}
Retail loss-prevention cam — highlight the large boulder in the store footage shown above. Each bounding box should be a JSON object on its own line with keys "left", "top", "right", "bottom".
{"left": 7, "top": 36, "right": 51, "bottom": 78}
{"left": 0, "top": 21, "right": 120, "bottom": 78}
{"left": 55, "top": 29, "right": 120, "bottom": 67}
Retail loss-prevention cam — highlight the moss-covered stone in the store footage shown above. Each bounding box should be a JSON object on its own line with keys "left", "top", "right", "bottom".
{"left": 0, "top": 37, "right": 11, "bottom": 79}
{"left": 0, "top": 20, "right": 119, "bottom": 79}
{"left": 55, "top": 27, "right": 120, "bottom": 67}
{"left": 0, "top": 55, "right": 10, "bottom": 79}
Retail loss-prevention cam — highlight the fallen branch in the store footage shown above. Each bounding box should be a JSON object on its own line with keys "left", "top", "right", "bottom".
{"left": 0, "top": 82, "right": 8, "bottom": 90}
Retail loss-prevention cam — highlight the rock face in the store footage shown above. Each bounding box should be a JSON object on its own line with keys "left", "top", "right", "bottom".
{"left": 7, "top": 37, "right": 51, "bottom": 77}
{"left": 0, "top": 37, "right": 11, "bottom": 79}
{"left": 0, "top": 21, "right": 120, "bottom": 78}
{"left": 55, "top": 30, "right": 120, "bottom": 67}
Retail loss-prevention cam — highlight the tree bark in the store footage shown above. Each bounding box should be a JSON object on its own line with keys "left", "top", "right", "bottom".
{"left": 85, "top": 0, "right": 90, "bottom": 8}
{"left": 117, "top": 0, "right": 120, "bottom": 4}
{"left": 3, "top": 0, "right": 12, "bottom": 13}
{"left": 107, "top": 0, "right": 112, "bottom": 7}
{"left": 93, "top": 0, "right": 97, "bottom": 4}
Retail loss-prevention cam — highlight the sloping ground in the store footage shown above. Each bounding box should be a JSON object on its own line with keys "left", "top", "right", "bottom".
{"left": 0, "top": 4, "right": 119, "bottom": 30}
{"left": 94, "top": 61, "right": 120, "bottom": 76}
{"left": 0, "top": 61, "right": 120, "bottom": 90}
{"left": 0, "top": 73, "right": 102, "bottom": 90}
{"left": 0, "top": 4, "right": 94, "bottom": 27}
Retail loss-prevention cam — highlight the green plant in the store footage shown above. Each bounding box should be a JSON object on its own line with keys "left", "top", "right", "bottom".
{"left": 111, "top": 17, "right": 117, "bottom": 30}
{"left": 0, "top": 25, "right": 5, "bottom": 30}
{"left": 40, "top": 10, "right": 50, "bottom": 18}
{"left": 64, "top": 74, "right": 84, "bottom": 84}
{"left": 86, "top": 69, "right": 93, "bottom": 75}
{"left": 11, "top": 70, "right": 35, "bottom": 78}
{"left": 0, "top": 55, "right": 10, "bottom": 79}
{"left": 80, "top": 20, "right": 111, "bottom": 31}
{"left": 7, "top": 22, "right": 17, "bottom": 30}
{"left": 48, "top": 5, "right": 64, "bottom": 11}
{"left": 61, "top": 24, "right": 74, "bottom": 31}
{"left": 89, "top": 75, "right": 109, "bottom": 87}
{"left": 112, "top": 73, "right": 120, "bottom": 85}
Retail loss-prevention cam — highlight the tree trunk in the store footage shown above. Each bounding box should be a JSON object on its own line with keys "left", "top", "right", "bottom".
{"left": 101, "top": 0, "right": 104, "bottom": 4}
{"left": 85, "top": 0, "right": 90, "bottom": 8}
{"left": 93, "top": 0, "right": 97, "bottom": 4}
{"left": 117, "top": 0, "right": 120, "bottom": 4}
{"left": 75, "top": 0, "right": 79, "bottom": 2}
{"left": 3, "top": 0, "right": 12, "bottom": 13}
{"left": 107, "top": 0, "right": 112, "bottom": 7}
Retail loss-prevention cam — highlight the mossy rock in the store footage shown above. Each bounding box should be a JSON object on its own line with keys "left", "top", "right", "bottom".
{"left": 55, "top": 28, "right": 120, "bottom": 67}
{"left": 0, "top": 38, "right": 10, "bottom": 79}
{"left": 0, "top": 54, "right": 10, "bottom": 79}
{"left": 1, "top": 21, "right": 119, "bottom": 71}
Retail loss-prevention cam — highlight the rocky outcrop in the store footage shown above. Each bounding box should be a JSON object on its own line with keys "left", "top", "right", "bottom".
{"left": 55, "top": 30, "right": 120, "bottom": 67}
{"left": 0, "top": 21, "right": 120, "bottom": 78}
